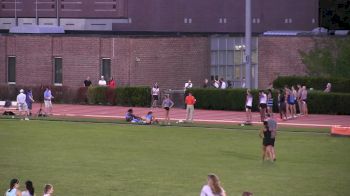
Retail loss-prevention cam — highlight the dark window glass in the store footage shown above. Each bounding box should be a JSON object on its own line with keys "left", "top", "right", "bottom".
{"left": 7, "top": 56, "right": 16, "bottom": 83}
{"left": 54, "top": 57, "right": 62, "bottom": 84}
{"left": 101, "top": 58, "right": 111, "bottom": 81}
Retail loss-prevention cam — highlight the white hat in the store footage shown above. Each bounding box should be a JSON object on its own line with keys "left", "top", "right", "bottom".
{"left": 20, "top": 89, "right": 24, "bottom": 93}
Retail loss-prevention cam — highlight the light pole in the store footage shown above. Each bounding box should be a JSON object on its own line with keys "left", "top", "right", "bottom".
{"left": 14, "top": 0, "right": 17, "bottom": 26}
{"left": 245, "top": 0, "right": 252, "bottom": 89}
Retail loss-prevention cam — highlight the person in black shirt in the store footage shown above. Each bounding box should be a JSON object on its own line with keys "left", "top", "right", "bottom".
{"left": 278, "top": 89, "right": 287, "bottom": 120}
{"left": 84, "top": 76, "right": 92, "bottom": 87}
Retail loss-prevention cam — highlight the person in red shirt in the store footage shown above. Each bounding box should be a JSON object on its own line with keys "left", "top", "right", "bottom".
{"left": 185, "top": 92, "right": 196, "bottom": 122}
{"left": 108, "top": 77, "right": 116, "bottom": 88}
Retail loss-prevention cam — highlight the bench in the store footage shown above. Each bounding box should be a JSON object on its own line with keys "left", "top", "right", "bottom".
{"left": 0, "top": 101, "right": 18, "bottom": 115}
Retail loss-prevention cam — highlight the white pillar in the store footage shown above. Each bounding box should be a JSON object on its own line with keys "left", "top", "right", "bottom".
{"left": 245, "top": 0, "right": 252, "bottom": 89}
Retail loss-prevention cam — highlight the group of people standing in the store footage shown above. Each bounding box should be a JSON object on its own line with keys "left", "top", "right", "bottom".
{"left": 15, "top": 87, "right": 54, "bottom": 120}
{"left": 83, "top": 76, "right": 116, "bottom": 88}
{"left": 4, "top": 179, "right": 53, "bottom": 196}
{"left": 245, "top": 84, "right": 309, "bottom": 124}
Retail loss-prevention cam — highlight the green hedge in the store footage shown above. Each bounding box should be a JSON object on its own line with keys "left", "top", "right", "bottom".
{"left": 273, "top": 76, "right": 350, "bottom": 93}
{"left": 189, "top": 88, "right": 350, "bottom": 115}
{"left": 87, "top": 86, "right": 151, "bottom": 107}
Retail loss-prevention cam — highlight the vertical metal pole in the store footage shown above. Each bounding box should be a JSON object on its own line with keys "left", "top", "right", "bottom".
{"left": 245, "top": 0, "right": 252, "bottom": 89}
{"left": 36, "top": 0, "right": 38, "bottom": 25}
{"left": 56, "top": 0, "right": 59, "bottom": 26}
{"left": 14, "top": 0, "right": 17, "bottom": 26}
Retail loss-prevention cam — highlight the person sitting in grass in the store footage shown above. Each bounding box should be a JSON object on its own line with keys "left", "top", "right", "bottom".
{"left": 43, "top": 184, "right": 54, "bottom": 196}
{"left": 125, "top": 108, "right": 143, "bottom": 123}
{"left": 200, "top": 173, "right": 226, "bottom": 196}
{"left": 145, "top": 111, "right": 159, "bottom": 125}
{"left": 5, "top": 178, "right": 21, "bottom": 196}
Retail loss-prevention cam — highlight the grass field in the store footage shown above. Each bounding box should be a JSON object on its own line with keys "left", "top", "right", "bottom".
{"left": 0, "top": 119, "right": 349, "bottom": 196}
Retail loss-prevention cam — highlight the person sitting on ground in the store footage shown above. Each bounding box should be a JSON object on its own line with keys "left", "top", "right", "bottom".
{"left": 5, "top": 178, "right": 21, "bottom": 196}
{"left": 21, "top": 180, "right": 34, "bottom": 196}
{"left": 200, "top": 173, "right": 226, "bottom": 196}
{"left": 125, "top": 108, "right": 143, "bottom": 123}
{"left": 43, "top": 184, "right": 54, "bottom": 196}
{"left": 145, "top": 111, "right": 159, "bottom": 124}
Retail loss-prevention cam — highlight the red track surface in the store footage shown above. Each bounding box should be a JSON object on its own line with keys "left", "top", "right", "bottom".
{"left": 31, "top": 103, "right": 350, "bottom": 128}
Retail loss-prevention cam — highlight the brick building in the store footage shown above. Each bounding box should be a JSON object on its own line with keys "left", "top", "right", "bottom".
{"left": 0, "top": 0, "right": 320, "bottom": 89}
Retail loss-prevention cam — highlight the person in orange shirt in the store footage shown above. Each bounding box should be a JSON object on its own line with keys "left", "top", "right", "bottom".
{"left": 185, "top": 92, "right": 196, "bottom": 122}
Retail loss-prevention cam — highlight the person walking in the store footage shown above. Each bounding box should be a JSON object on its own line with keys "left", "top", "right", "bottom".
{"left": 200, "top": 174, "right": 226, "bottom": 196}
{"left": 162, "top": 94, "right": 174, "bottom": 125}
{"left": 5, "top": 179, "right": 21, "bottom": 196}
{"left": 25, "top": 89, "right": 35, "bottom": 116}
{"left": 21, "top": 180, "right": 34, "bottom": 196}
{"left": 151, "top": 83, "right": 160, "bottom": 108}
{"left": 44, "top": 87, "right": 54, "bottom": 116}
{"left": 17, "top": 89, "right": 29, "bottom": 120}
{"left": 185, "top": 92, "right": 196, "bottom": 122}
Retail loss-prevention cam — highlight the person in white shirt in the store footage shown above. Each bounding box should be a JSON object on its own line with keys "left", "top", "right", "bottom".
{"left": 184, "top": 80, "right": 193, "bottom": 90}
{"left": 220, "top": 78, "right": 227, "bottom": 89}
{"left": 200, "top": 174, "right": 226, "bottom": 196}
{"left": 5, "top": 178, "right": 21, "bottom": 196}
{"left": 17, "top": 89, "right": 28, "bottom": 119}
{"left": 245, "top": 89, "right": 253, "bottom": 124}
{"left": 98, "top": 76, "right": 107, "bottom": 86}
{"left": 259, "top": 90, "right": 268, "bottom": 122}
{"left": 151, "top": 83, "right": 160, "bottom": 108}
{"left": 21, "top": 181, "right": 34, "bottom": 196}
{"left": 43, "top": 184, "right": 54, "bottom": 196}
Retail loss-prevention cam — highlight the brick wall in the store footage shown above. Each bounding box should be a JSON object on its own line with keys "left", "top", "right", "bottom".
{"left": 0, "top": 34, "right": 210, "bottom": 90}
{"left": 258, "top": 36, "right": 315, "bottom": 89}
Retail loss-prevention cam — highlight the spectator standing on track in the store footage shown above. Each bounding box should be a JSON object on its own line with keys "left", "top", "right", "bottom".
{"left": 98, "top": 76, "right": 107, "bottom": 86}
{"left": 297, "top": 84, "right": 303, "bottom": 115}
{"left": 200, "top": 174, "right": 227, "bottom": 196}
{"left": 301, "top": 86, "right": 308, "bottom": 116}
{"left": 21, "top": 180, "right": 34, "bottom": 196}
{"left": 278, "top": 89, "right": 287, "bottom": 120}
{"left": 108, "top": 77, "right": 116, "bottom": 88}
{"left": 267, "top": 89, "right": 274, "bottom": 117}
{"left": 43, "top": 184, "right": 54, "bottom": 196}
{"left": 185, "top": 92, "right": 196, "bottom": 122}
{"left": 25, "top": 89, "right": 34, "bottom": 116}
{"left": 162, "top": 94, "right": 174, "bottom": 125}
{"left": 259, "top": 90, "right": 267, "bottom": 122}
{"left": 151, "top": 83, "right": 160, "bottom": 108}
{"left": 84, "top": 76, "right": 92, "bottom": 87}
{"left": 245, "top": 89, "right": 253, "bottom": 124}
{"left": 5, "top": 179, "right": 21, "bottom": 196}
{"left": 44, "top": 87, "right": 54, "bottom": 116}
{"left": 17, "top": 89, "right": 29, "bottom": 120}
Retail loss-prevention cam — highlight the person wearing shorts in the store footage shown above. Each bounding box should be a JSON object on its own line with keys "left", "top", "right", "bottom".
{"left": 259, "top": 90, "right": 267, "bottom": 122}
{"left": 151, "top": 83, "right": 160, "bottom": 108}
{"left": 301, "top": 86, "right": 308, "bottom": 116}
{"left": 260, "top": 121, "right": 273, "bottom": 161}
{"left": 278, "top": 89, "right": 287, "bottom": 120}
{"left": 245, "top": 89, "right": 253, "bottom": 124}
{"left": 25, "top": 89, "right": 34, "bottom": 116}
{"left": 162, "top": 94, "right": 174, "bottom": 125}
{"left": 267, "top": 89, "right": 274, "bottom": 117}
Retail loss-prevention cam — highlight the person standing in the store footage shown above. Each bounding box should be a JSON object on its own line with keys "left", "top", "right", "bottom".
{"left": 5, "top": 179, "right": 21, "bottom": 196}
{"left": 25, "top": 90, "right": 34, "bottom": 116}
{"left": 301, "top": 86, "right": 308, "bottom": 116}
{"left": 278, "top": 89, "right": 287, "bottom": 120}
{"left": 245, "top": 89, "right": 253, "bottom": 124}
{"left": 43, "top": 184, "right": 54, "bottom": 196}
{"left": 220, "top": 78, "right": 227, "bottom": 89}
{"left": 21, "top": 180, "right": 34, "bottom": 196}
{"left": 108, "top": 77, "right": 116, "bottom": 88}
{"left": 324, "top": 82, "right": 331, "bottom": 92}
{"left": 297, "top": 84, "right": 303, "bottom": 115}
{"left": 184, "top": 80, "right": 193, "bottom": 90}
{"left": 266, "top": 114, "right": 277, "bottom": 161}
{"left": 162, "top": 95, "right": 174, "bottom": 125}
{"left": 203, "top": 78, "right": 209, "bottom": 88}
{"left": 266, "top": 89, "right": 274, "bottom": 117}
{"left": 259, "top": 90, "right": 267, "bottom": 122}
{"left": 260, "top": 121, "right": 273, "bottom": 161}
{"left": 44, "top": 87, "right": 54, "bottom": 116}
{"left": 185, "top": 92, "right": 196, "bottom": 122}
{"left": 200, "top": 174, "right": 226, "bottom": 196}
{"left": 83, "top": 76, "right": 92, "bottom": 87}
{"left": 151, "top": 83, "right": 160, "bottom": 108}
{"left": 98, "top": 76, "right": 107, "bottom": 86}
{"left": 17, "top": 89, "right": 29, "bottom": 120}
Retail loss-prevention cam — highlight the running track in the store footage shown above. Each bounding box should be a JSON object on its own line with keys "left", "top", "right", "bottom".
{"left": 31, "top": 103, "right": 350, "bottom": 128}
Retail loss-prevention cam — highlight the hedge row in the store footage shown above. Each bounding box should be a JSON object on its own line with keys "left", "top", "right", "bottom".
{"left": 273, "top": 76, "right": 350, "bottom": 93}
{"left": 87, "top": 86, "right": 151, "bottom": 107}
{"left": 0, "top": 85, "right": 151, "bottom": 107}
{"left": 188, "top": 88, "right": 350, "bottom": 115}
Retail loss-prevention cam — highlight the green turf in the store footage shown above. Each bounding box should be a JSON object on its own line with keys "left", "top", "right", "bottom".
{"left": 0, "top": 119, "right": 349, "bottom": 196}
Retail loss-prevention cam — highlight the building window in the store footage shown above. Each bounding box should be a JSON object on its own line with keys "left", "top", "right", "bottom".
{"left": 7, "top": 56, "right": 16, "bottom": 83}
{"left": 101, "top": 58, "right": 111, "bottom": 81}
{"left": 53, "top": 57, "right": 62, "bottom": 85}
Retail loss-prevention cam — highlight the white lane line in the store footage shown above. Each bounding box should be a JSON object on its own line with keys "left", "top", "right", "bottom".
{"left": 53, "top": 113, "right": 339, "bottom": 128}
